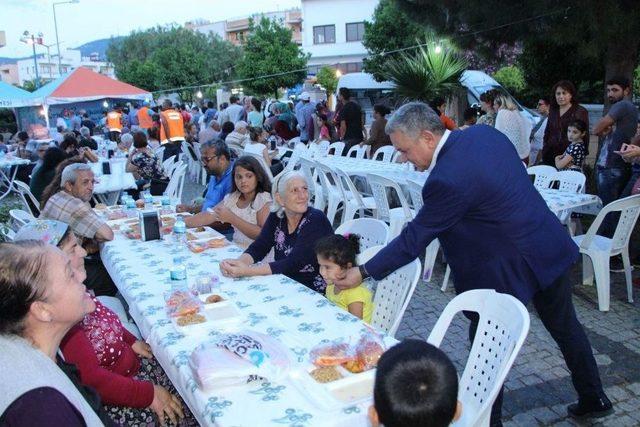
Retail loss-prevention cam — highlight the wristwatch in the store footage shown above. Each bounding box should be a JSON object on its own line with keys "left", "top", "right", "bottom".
{"left": 358, "top": 264, "right": 370, "bottom": 280}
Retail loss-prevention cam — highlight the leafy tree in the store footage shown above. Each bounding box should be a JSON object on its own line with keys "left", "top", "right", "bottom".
{"left": 20, "top": 79, "right": 45, "bottom": 92}
{"left": 362, "top": 0, "right": 432, "bottom": 81}
{"left": 107, "top": 26, "right": 241, "bottom": 93}
{"left": 383, "top": 38, "right": 467, "bottom": 102}
{"left": 394, "top": 0, "right": 640, "bottom": 102}
{"left": 315, "top": 66, "right": 339, "bottom": 94}
{"left": 492, "top": 65, "right": 526, "bottom": 95}
{"left": 237, "top": 18, "right": 309, "bottom": 98}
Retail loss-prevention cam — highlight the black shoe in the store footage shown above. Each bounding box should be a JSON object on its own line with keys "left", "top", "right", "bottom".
{"left": 567, "top": 396, "right": 613, "bottom": 419}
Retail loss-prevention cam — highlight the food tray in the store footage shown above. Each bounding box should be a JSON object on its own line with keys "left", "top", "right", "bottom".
{"left": 289, "top": 364, "right": 375, "bottom": 411}
{"left": 172, "top": 296, "right": 242, "bottom": 332}
{"left": 187, "top": 227, "right": 224, "bottom": 241}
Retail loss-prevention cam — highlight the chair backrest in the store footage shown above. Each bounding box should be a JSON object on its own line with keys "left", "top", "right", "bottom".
{"left": 405, "top": 179, "right": 424, "bottom": 211}
{"left": 327, "top": 141, "right": 345, "bottom": 156}
{"left": 308, "top": 140, "right": 330, "bottom": 158}
{"left": 0, "top": 225, "right": 16, "bottom": 242}
{"left": 391, "top": 150, "right": 404, "bottom": 163}
{"left": 181, "top": 140, "right": 198, "bottom": 162}
{"left": 9, "top": 209, "right": 35, "bottom": 230}
{"left": 371, "top": 257, "right": 421, "bottom": 336}
{"left": 427, "top": 290, "right": 530, "bottom": 427}
{"left": 580, "top": 194, "right": 640, "bottom": 253}
{"left": 163, "top": 161, "right": 187, "bottom": 202}
{"left": 162, "top": 155, "right": 177, "bottom": 177}
{"left": 298, "top": 157, "right": 318, "bottom": 196}
{"left": 356, "top": 244, "right": 383, "bottom": 265}
{"left": 346, "top": 145, "right": 367, "bottom": 159}
{"left": 367, "top": 173, "right": 413, "bottom": 223}
{"left": 371, "top": 146, "right": 396, "bottom": 162}
{"left": 12, "top": 180, "right": 41, "bottom": 217}
{"left": 527, "top": 165, "right": 557, "bottom": 190}
{"left": 332, "top": 167, "right": 367, "bottom": 207}
{"left": 315, "top": 161, "right": 347, "bottom": 199}
{"left": 336, "top": 219, "right": 390, "bottom": 250}
{"left": 285, "top": 143, "right": 308, "bottom": 172}
{"left": 244, "top": 152, "right": 274, "bottom": 182}
{"left": 155, "top": 145, "right": 166, "bottom": 162}
{"left": 555, "top": 170, "right": 586, "bottom": 193}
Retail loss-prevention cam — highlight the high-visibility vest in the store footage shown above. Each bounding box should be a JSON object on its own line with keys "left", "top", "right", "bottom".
{"left": 137, "top": 106, "right": 153, "bottom": 129}
{"left": 106, "top": 111, "right": 122, "bottom": 132}
{"left": 160, "top": 109, "right": 185, "bottom": 144}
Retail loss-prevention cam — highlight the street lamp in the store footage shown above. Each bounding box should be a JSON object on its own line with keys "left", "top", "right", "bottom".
{"left": 53, "top": 0, "right": 79, "bottom": 76}
{"left": 20, "top": 31, "right": 43, "bottom": 89}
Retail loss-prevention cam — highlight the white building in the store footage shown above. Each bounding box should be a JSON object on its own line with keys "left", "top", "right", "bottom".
{"left": 301, "top": 0, "right": 379, "bottom": 75}
{"left": 15, "top": 48, "right": 115, "bottom": 86}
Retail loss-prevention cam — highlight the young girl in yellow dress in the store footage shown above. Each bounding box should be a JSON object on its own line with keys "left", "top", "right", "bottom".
{"left": 315, "top": 234, "right": 373, "bottom": 322}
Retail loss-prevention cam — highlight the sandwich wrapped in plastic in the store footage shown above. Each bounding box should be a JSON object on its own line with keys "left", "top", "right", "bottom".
{"left": 189, "top": 330, "right": 290, "bottom": 390}
{"left": 165, "top": 290, "right": 202, "bottom": 317}
{"left": 309, "top": 341, "right": 356, "bottom": 367}
{"left": 342, "top": 332, "right": 385, "bottom": 373}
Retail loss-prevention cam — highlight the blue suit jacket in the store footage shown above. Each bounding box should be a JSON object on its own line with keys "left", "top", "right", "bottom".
{"left": 366, "top": 125, "right": 579, "bottom": 303}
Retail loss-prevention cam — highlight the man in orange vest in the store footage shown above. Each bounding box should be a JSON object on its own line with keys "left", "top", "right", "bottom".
{"left": 137, "top": 101, "right": 154, "bottom": 133}
{"left": 159, "top": 100, "right": 185, "bottom": 145}
{"left": 106, "top": 105, "right": 124, "bottom": 142}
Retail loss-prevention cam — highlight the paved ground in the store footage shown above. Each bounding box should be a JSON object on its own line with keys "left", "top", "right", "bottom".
{"left": 181, "top": 177, "right": 640, "bottom": 426}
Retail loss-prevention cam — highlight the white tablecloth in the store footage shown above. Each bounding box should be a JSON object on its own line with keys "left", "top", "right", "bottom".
{"left": 91, "top": 158, "right": 136, "bottom": 199}
{"left": 101, "top": 230, "right": 394, "bottom": 427}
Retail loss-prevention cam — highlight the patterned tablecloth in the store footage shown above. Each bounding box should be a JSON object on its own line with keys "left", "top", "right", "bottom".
{"left": 101, "top": 224, "right": 394, "bottom": 427}
{"left": 537, "top": 189, "right": 602, "bottom": 216}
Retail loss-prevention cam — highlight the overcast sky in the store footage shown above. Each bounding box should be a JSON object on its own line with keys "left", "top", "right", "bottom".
{"left": 1, "top": 0, "right": 301, "bottom": 57}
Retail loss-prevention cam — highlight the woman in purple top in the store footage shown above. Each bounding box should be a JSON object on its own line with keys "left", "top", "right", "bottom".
{"left": 220, "top": 171, "right": 333, "bottom": 292}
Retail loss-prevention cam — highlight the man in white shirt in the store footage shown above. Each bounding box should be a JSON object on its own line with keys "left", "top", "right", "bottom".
{"left": 529, "top": 97, "right": 550, "bottom": 165}
{"left": 225, "top": 96, "right": 245, "bottom": 124}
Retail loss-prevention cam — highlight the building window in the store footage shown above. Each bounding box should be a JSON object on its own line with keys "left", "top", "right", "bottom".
{"left": 346, "top": 22, "right": 365, "bottom": 42}
{"left": 337, "top": 62, "right": 363, "bottom": 75}
{"left": 313, "top": 25, "right": 335, "bottom": 44}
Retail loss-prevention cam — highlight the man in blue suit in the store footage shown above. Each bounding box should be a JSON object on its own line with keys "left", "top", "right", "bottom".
{"left": 335, "top": 103, "right": 611, "bottom": 423}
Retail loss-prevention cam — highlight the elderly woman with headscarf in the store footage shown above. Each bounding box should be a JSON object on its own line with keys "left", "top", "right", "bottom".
{"left": 273, "top": 102, "right": 299, "bottom": 141}
{"left": 14, "top": 220, "right": 192, "bottom": 427}
{"left": 0, "top": 239, "right": 109, "bottom": 425}
{"left": 220, "top": 170, "right": 333, "bottom": 292}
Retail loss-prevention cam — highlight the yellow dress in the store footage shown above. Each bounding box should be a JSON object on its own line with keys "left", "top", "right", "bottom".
{"left": 326, "top": 284, "right": 373, "bottom": 323}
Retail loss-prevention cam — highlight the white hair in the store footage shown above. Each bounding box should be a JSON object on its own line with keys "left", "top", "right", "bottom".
{"left": 270, "top": 170, "right": 307, "bottom": 218}
{"left": 234, "top": 121, "right": 248, "bottom": 131}
{"left": 80, "top": 126, "right": 90, "bottom": 137}
{"left": 120, "top": 133, "right": 134, "bottom": 146}
{"left": 61, "top": 163, "right": 92, "bottom": 187}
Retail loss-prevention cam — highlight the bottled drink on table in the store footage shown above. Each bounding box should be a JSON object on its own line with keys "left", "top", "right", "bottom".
{"left": 173, "top": 215, "right": 187, "bottom": 244}
{"left": 169, "top": 256, "right": 187, "bottom": 288}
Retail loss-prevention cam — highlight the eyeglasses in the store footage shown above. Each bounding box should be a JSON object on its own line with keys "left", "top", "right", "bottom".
{"left": 201, "top": 155, "right": 218, "bottom": 163}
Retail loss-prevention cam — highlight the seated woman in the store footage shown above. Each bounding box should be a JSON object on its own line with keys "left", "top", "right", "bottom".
{"left": 126, "top": 131, "right": 167, "bottom": 195}
{"left": 205, "top": 156, "right": 272, "bottom": 249}
{"left": 0, "top": 240, "right": 108, "bottom": 426}
{"left": 15, "top": 220, "right": 192, "bottom": 427}
{"left": 220, "top": 171, "right": 333, "bottom": 292}
{"left": 30, "top": 146, "right": 67, "bottom": 202}
{"left": 244, "top": 127, "right": 283, "bottom": 176}
{"left": 273, "top": 103, "right": 299, "bottom": 141}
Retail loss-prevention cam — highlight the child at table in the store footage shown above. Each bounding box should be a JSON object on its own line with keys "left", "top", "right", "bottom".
{"left": 315, "top": 233, "right": 373, "bottom": 322}
{"left": 369, "top": 339, "right": 462, "bottom": 427}
{"left": 555, "top": 119, "right": 588, "bottom": 171}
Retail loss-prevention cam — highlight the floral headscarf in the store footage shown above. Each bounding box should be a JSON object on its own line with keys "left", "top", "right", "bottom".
{"left": 15, "top": 220, "right": 69, "bottom": 247}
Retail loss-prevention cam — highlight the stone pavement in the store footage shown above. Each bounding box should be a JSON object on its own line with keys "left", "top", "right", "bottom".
{"left": 184, "top": 178, "right": 640, "bottom": 426}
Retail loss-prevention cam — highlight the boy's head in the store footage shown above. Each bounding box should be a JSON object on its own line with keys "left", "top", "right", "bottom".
{"left": 370, "top": 339, "right": 461, "bottom": 427}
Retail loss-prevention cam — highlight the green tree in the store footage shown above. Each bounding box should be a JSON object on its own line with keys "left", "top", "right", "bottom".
{"left": 383, "top": 38, "right": 467, "bottom": 102}
{"left": 492, "top": 65, "right": 526, "bottom": 95}
{"left": 394, "top": 0, "right": 640, "bottom": 103}
{"left": 107, "top": 26, "right": 242, "bottom": 93}
{"left": 236, "top": 18, "right": 309, "bottom": 98}
{"left": 362, "top": 0, "right": 432, "bottom": 81}
{"left": 315, "top": 66, "right": 339, "bottom": 94}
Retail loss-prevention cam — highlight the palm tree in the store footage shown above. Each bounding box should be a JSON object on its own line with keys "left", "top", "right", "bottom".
{"left": 383, "top": 38, "right": 467, "bottom": 103}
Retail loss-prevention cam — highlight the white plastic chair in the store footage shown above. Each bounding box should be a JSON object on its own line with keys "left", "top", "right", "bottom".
{"left": 573, "top": 194, "right": 640, "bottom": 311}
{"left": 527, "top": 165, "right": 557, "bottom": 190}
{"left": 406, "top": 179, "right": 446, "bottom": 283}
{"left": 333, "top": 167, "right": 377, "bottom": 221}
{"left": 10, "top": 209, "right": 35, "bottom": 230}
{"left": 357, "top": 244, "right": 383, "bottom": 265}
{"left": 162, "top": 155, "right": 177, "bottom": 177}
{"left": 336, "top": 219, "right": 390, "bottom": 251}
{"left": 346, "top": 145, "right": 367, "bottom": 159}
{"left": 428, "top": 289, "right": 530, "bottom": 427}
{"left": 327, "top": 141, "right": 345, "bottom": 156}
{"left": 371, "top": 146, "right": 396, "bottom": 162}
{"left": 367, "top": 173, "right": 414, "bottom": 239}
{"left": 163, "top": 161, "right": 187, "bottom": 203}
{"left": 13, "top": 180, "right": 41, "bottom": 217}
{"left": 371, "top": 256, "right": 421, "bottom": 336}
{"left": 314, "top": 161, "right": 347, "bottom": 225}
{"left": 298, "top": 157, "right": 319, "bottom": 205}
{"left": 391, "top": 150, "right": 404, "bottom": 163}
{"left": 308, "top": 140, "right": 330, "bottom": 158}
{"left": 283, "top": 142, "right": 308, "bottom": 172}
{"left": 555, "top": 170, "right": 587, "bottom": 235}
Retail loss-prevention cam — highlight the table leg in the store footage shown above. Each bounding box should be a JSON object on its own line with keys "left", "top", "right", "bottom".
{"left": 0, "top": 166, "right": 21, "bottom": 201}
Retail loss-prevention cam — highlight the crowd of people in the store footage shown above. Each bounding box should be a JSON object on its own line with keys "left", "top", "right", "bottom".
{"left": 3, "top": 73, "right": 639, "bottom": 426}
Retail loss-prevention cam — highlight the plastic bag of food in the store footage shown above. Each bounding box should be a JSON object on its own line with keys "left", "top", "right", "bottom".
{"left": 309, "top": 341, "right": 356, "bottom": 367}
{"left": 342, "top": 332, "right": 385, "bottom": 373}
{"left": 189, "top": 330, "right": 290, "bottom": 391}
{"left": 165, "top": 290, "right": 202, "bottom": 317}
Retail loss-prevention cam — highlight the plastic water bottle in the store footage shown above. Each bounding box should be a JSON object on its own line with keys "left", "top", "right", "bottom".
{"left": 169, "top": 256, "right": 187, "bottom": 288}
{"left": 173, "top": 216, "right": 187, "bottom": 244}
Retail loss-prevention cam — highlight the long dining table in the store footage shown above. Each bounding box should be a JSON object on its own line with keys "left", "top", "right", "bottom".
{"left": 100, "top": 209, "right": 396, "bottom": 427}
